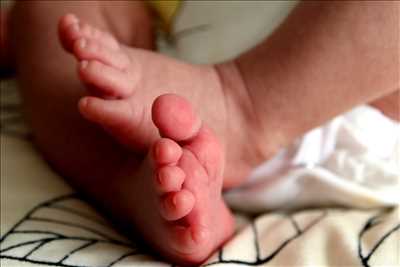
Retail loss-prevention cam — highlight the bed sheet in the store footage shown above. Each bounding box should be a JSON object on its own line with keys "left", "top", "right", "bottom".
{"left": 1, "top": 77, "right": 399, "bottom": 267}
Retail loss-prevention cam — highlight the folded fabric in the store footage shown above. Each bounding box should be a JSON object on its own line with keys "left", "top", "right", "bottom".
{"left": 225, "top": 106, "right": 399, "bottom": 212}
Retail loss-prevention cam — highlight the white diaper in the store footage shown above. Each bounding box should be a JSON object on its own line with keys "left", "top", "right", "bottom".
{"left": 225, "top": 106, "right": 400, "bottom": 213}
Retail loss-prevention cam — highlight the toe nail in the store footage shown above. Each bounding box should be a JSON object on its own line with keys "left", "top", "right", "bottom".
{"left": 81, "top": 60, "right": 88, "bottom": 69}
{"left": 71, "top": 23, "right": 80, "bottom": 33}
{"left": 157, "top": 172, "right": 163, "bottom": 185}
{"left": 79, "top": 98, "right": 89, "bottom": 108}
{"left": 67, "top": 14, "right": 79, "bottom": 24}
{"left": 78, "top": 38, "right": 86, "bottom": 49}
{"left": 172, "top": 195, "right": 178, "bottom": 206}
{"left": 154, "top": 145, "right": 160, "bottom": 158}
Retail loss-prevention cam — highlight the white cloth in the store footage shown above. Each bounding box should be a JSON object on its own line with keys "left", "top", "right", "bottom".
{"left": 1, "top": 132, "right": 399, "bottom": 266}
{"left": 225, "top": 106, "right": 399, "bottom": 212}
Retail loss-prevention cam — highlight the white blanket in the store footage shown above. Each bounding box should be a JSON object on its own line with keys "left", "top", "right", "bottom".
{"left": 1, "top": 132, "right": 399, "bottom": 266}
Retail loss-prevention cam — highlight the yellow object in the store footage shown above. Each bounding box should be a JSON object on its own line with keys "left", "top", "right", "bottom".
{"left": 148, "top": 0, "right": 181, "bottom": 32}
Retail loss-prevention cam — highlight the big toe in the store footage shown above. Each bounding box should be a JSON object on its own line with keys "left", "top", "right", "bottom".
{"left": 152, "top": 94, "right": 223, "bottom": 179}
{"left": 152, "top": 94, "right": 202, "bottom": 142}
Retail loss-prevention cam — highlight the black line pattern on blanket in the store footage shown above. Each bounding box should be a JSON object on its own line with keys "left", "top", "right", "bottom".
{"left": 358, "top": 209, "right": 400, "bottom": 267}
{"left": 1, "top": 194, "right": 329, "bottom": 267}
{"left": 204, "top": 211, "right": 328, "bottom": 266}
{"left": 0, "top": 194, "right": 142, "bottom": 267}
{"left": 4, "top": 194, "right": 395, "bottom": 267}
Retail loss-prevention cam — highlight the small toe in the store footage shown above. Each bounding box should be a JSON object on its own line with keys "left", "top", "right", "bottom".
{"left": 59, "top": 13, "right": 119, "bottom": 53}
{"left": 78, "top": 96, "right": 132, "bottom": 125}
{"left": 155, "top": 165, "right": 185, "bottom": 193}
{"left": 170, "top": 224, "right": 211, "bottom": 258}
{"left": 78, "top": 96, "right": 143, "bottom": 147}
{"left": 160, "top": 190, "right": 195, "bottom": 221}
{"left": 78, "top": 21, "right": 119, "bottom": 50}
{"left": 60, "top": 13, "right": 79, "bottom": 27}
{"left": 152, "top": 138, "right": 182, "bottom": 166}
{"left": 58, "top": 13, "right": 80, "bottom": 52}
{"left": 78, "top": 60, "right": 135, "bottom": 97}
{"left": 73, "top": 38, "right": 130, "bottom": 70}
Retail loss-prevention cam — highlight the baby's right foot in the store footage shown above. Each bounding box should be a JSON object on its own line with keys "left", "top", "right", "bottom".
{"left": 112, "top": 94, "right": 235, "bottom": 264}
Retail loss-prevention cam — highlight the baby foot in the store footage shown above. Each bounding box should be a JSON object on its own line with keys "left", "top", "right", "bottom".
{"left": 58, "top": 14, "right": 260, "bottom": 186}
{"left": 112, "top": 94, "right": 235, "bottom": 264}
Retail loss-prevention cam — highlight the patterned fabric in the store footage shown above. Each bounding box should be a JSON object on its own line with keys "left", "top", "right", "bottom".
{"left": 1, "top": 126, "right": 398, "bottom": 266}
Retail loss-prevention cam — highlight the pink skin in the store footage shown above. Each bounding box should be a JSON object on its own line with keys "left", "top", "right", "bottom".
{"left": 58, "top": 13, "right": 234, "bottom": 264}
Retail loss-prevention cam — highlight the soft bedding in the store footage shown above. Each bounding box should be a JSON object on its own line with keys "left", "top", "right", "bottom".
{"left": 1, "top": 127, "right": 399, "bottom": 266}
{"left": 1, "top": 1, "right": 399, "bottom": 266}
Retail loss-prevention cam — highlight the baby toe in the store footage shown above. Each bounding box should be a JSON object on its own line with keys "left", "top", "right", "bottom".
{"left": 160, "top": 190, "right": 195, "bottom": 221}
{"left": 152, "top": 138, "right": 182, "bottom": 166}
{"left": 73, "top": 37, "right": 130, "bottom": 70}
{"left": 58, "top": 14, "right": 81, "bottom": 52}
{"left": 152, "top": 94, "right": 202, "bottom": 142}
{"left": 78, "top": 60, "right": 134, "bottom": 97}
{"left": 169, "top": 224, "right": 211, "bottom": 262}
{"left": 155, "top": 165, "right": 185, "bottom": 193}
{"left": 78, "top": 21, "right": 119, "bottom": 50}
